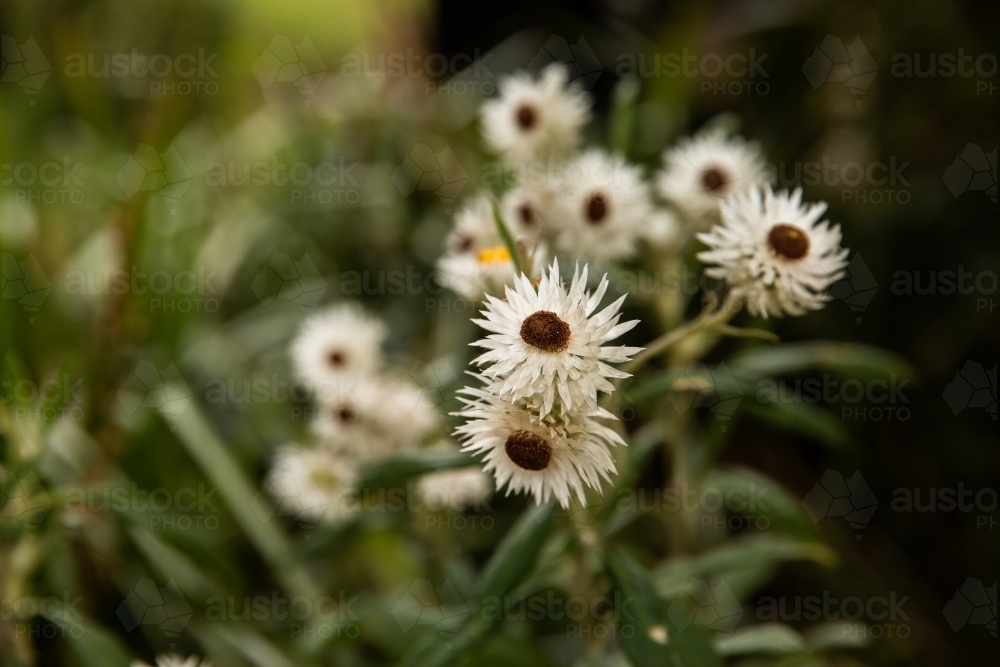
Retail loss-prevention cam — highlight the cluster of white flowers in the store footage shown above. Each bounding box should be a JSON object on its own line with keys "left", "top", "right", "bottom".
{"left": 264, "top": 303, "right": 489, "bottom": 525}
{"left": 437, "top": 63, "right": 848, "bottom": 319}
{"left": 454, "top": 260, "right": 641, "bottom": 508}
{"left": 444, "top": 67, "right": 853, "bottom": 507}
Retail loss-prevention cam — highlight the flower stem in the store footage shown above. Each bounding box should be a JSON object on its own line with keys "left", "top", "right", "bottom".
{"left": 624, "top": 293, "right": 742, "bottom": 374}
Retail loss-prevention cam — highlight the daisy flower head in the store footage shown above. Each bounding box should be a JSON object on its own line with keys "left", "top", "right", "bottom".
{"left": 500, "top": 182, "right": 554, "bottom": 242}
{"left": 291, "top": 303, "right": 387, "bottom": 392}
{"left": 551, "top": 149, "right": 652, "bottom": 263}
{"left": 658, "top": 130, "right": 772, "bottom": 223}
{"left": 311, "top": 375, "right": 437, "bottom": 462}
{"left": 453, "top": 387, "right": 624, "bottom": 508}
{"left": 640, "top": 209, "right": 682, "bottom": 251}
{"left": 263, "top": 445, "right": 358, "bottom": 524}
{"left": 697, "top": 186, "right": 849, "bottom": 318}
{"left": 472, "top": 259, "right": 643, "bottom": 416}
{"left": 132, "top": 658, "right": 211, "bottom": 667}
{"left": 481, "top": 64, "right": 592, "bottom": 165}
{"left": 417, "top": 466, "right": 492, "bottom": 512}
{"left": 437, "top": 193, "right": 516, "bottom": 300}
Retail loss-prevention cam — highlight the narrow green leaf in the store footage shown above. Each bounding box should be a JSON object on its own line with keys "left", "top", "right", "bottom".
{"left": 40, "top": 610, "right": 133, "bottom": 667}
{"left": 653, "top": 534, "right": 836, "bottom": 597}
{"left": 606, "top": 548, "right": 723, "bottom": 667}
{"left": 490, "top": 197, "right": 523, "bottom": 276}
{"left": 164, "top": 393, "right": 319, "bottom": 601}
{"left": 712, "top": 623, "right": 806, "bottom": 655}
{"left": 358, "top": 447, "right": 478, "bottom": 491}
{"left": 743, "top": 399, "right": 850, "bottom": 449}
{"left": 475, "top": 501, "right": 555, "bottom": 600}
{"left": 705, "top": 467, "right": 819, "bottom": 539}
{"left": 728, "top": 342, "right": 915, "bottom": 382}
{"left": 609, "top": 77, "right": 641, "bottom": 155}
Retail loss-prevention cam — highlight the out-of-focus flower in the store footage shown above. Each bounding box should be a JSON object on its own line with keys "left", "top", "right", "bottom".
{"left": 550, "top": 149, "right": 653, "bottom": 263}
{"left": 437, "top": 194, "right": 517, "bottom": 300}
{"left": 453, "top": 387, "right": 623, "bottom": 508}
{"left": 311, "top": 375, "right": 437, "bottom": 462}
{"left": 264, "top": 445, "right": 358, "bottom": 524}
{"left": 639, "top": 209, "right": 682, "bottom": 251}
{"left": 697, "top": 186, "right": 849, "bottom": 318}
{"left": 658, "top": 130, "right": 771, "bottom": 223}
{"left": 481, "top": 64, "right": 591, "bottom": 165}
{"left": 291, "top": 303, "right": 387, "bottom": 392}
{"left": 500, "top": 183, "right": 553, "bottom": 241}
{"left": 417, "top": 465, "right": 492, "bottom": 512}
{"left": 471, "top": 260, "right": 641, "bottom": 416}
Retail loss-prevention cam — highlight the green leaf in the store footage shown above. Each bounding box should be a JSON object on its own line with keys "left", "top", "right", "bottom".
{"left": 743, "top": 399, "right": 850, "bottom": 449}
{"left": 491, "top": 197, "right": 523, "bottom": 276}
{"left": 40, "top": 610, "right": 133, "bottom": 667}
{"left": 475, "top": 501, "right": 555, "bottom": 600}
{"left": 609, "top": 77, "right": 641, "bottom": 155}
{"left": 357, "top": 447, "right": 478, "bottom": 490}
{"left": 653, "top": 534, "right": 836, "bottom": 597}
{"left": 712, "top": 623, "right": 806, "bottom": 656}
{"left": 705, "top": 467, "right": 819, "bottom": 539}
{"left": 397, "top": 503, "right": 557, "bottom": 667}
{"left": 728, "top": 342, "right": 915, "bottom": 382}
{"left": 165, "top": 394, "right": 319, "bottom": 601}
{"left": 606, "top": 548, "right": 723, "bottom": 667}
{"left": 804, "top": 621, "right": 872, "bottom": 650}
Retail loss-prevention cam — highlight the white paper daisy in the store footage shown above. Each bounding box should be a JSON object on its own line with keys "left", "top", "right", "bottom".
{"left": 697, "top": 186, "right": 849, "bottom": 318}
{"left": 551, "top": 149, "right": 653, "bottom": 263}
{"left": 311, "top": 375, "right": 437, "bottom": 462}
{"left": 640, "top": 209, "right": 682, "bottom": 251}
{"left": 453, "top": 387, "right": 624, "bottom": 508}
{"left": 263, "top": 446, "right": 358, "bottom": 524}
{"left": 500, "top": 182, "right": 553, "bottom": 241}
{"left": 658, "top": 130, "right": 772, "bottom": 222}
{"left": 417, "top": 466, "right": 492, "bottom": 512}
{"left": 291, "top": 303, "right": 387, "bottom": 393}
{"left": 472, "top": 259, "right": 642, "bottom": 415}
{"left": 481, "top": 64, "right": 591, "bottom": 165}
{"left": 437, "top": 194, "right": 517, "bottom": 300}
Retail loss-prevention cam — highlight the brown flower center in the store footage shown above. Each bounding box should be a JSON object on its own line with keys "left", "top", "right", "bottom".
{"left": 327, "top": 350, "right": 346, "bottom": 367}
{"left": 519, "top": 311, "right": 571, "bottom": 352}
{"left": 336, "top": 405, "right": 357, "bottom": 424}
{"left": 585, "top": 193, "right": 608, "bottom": 224}
{"left": 700, "top": 167, "right": 729, "bottom": 194}
{"left": 516, "top": 104, "right": 538, "bottom": 130}
{"left": 767, "top": 223, "right": 810, "bottom": 260}
{"left": 504, "top": 430, "right": 552, "bottom": 471}
{"left": 518, "top": 203, "right": 535, "bottom": 226}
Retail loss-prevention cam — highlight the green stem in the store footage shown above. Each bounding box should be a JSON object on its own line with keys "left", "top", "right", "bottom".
{"left": 624, "top": 293, "right": 742, "bottom": 374}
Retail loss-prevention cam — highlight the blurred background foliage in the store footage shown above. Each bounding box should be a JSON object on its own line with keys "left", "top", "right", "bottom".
{"left": 0, "top": 0, "right": 997, "bottom": 666}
